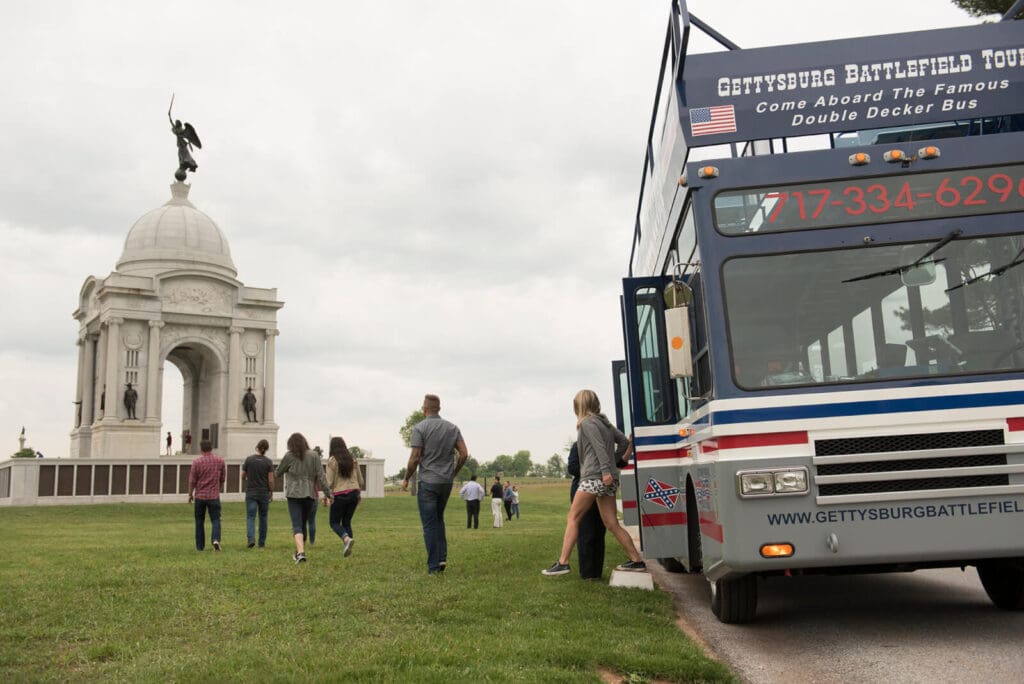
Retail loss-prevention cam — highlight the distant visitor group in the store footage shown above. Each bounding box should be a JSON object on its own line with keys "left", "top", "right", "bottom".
{"left": 188, "top": 392, "right": 648, "bottom": 578}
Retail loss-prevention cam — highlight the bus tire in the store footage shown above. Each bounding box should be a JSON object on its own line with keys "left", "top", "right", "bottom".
{"left": 659, "top": 557, "right": 686, "bottom": 573}
{"left": 686, "top": 480, "right": 702, "bottom": 573}
{"left": 977, "top": 558, "right": 1024, "bottom": 610}
{"left": 710, "top": 574, "right": 757, "bottom": 623}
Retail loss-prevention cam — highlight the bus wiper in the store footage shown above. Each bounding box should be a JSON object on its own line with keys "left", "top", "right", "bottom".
{"left": 946, "top": 245, "right": 1024, "bottom": 292}
{"left": 842, "top": 229, "right": 962, "bottom": 284}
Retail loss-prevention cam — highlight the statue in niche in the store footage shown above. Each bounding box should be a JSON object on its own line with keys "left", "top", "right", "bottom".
{"left": 242, "top": 387, "right": 258, "bottom": 423}
{"left": 100, "top": 387, "right": 106, "bottom": 413}
{"left": 168, "top": 94, "right": 202, "bottom": 182}
{"left": 123, "top": 383, "right": 138, "bottom": 420}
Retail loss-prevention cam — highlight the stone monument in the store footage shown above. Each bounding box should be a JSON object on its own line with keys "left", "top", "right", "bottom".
{"left": 69, "top": 113, "right": 283, "bottom": 459}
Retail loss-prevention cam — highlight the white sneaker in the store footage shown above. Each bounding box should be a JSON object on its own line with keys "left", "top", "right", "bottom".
{"left": 343, "top": 536, "right": 354, "bottom": 557}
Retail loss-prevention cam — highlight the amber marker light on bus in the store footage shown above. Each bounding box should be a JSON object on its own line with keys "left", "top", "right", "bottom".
{"left": 883, "top": 149, "right": 906, "bottom": 163}
{"left": 848, "top": 152, "right": 870, "bottom": 166}
{"left": 918, "top": 145, "right": 941, "bottom": 159}
{"left": 760, "top": 543, "right": 794, "bottom": 558}
{"left": 698, "top": 165, "right": 719, "bottom": 179}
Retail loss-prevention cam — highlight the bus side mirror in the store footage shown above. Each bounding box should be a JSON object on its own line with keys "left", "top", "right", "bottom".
{"left": 665, "top": 307, "right": 693, "bottom": 378}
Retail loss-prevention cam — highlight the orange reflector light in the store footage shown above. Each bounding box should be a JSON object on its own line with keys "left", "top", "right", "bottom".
{"left": 671, "top": 336, "right": 684, "bottom": 350}
{"left": 918, "top": 145, "right": 941, "bottom": 159}
{"left": 760, "top": 543, "right": 794, "bottom": 558}
{"left": 679, "top": 427, "right": 693, "bottom": 437}
{"left": 848, "top": 152, "right": 870, "bottom": 166}
{"left": 883, "top": 149, "right": 906, "bottom": 163}
{"left": 698, "top": 165, "right": 719, "bottom": 179}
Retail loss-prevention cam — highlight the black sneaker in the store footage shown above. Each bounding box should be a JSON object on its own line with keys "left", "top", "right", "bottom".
{"left": 213, "top": 541, "right": 221, "bottom": 552}
{"left": 616, "top": 560, "right": 647, "bottom": 572}
{"left": 438, "top": 561, "right": 446, "bottom": 572}
{"left": 542, "top": 562, "right": 571, "bottom": 576}
{"left": 247, "top": 541, "right": 255, "bottom": 549}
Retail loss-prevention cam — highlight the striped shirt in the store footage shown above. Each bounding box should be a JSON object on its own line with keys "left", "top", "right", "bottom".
{"left": 189, "top": 452, "right": 225, "bottom": 500}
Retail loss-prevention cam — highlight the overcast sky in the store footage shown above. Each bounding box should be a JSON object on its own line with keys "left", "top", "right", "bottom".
{"left": 0, "top": 1, "right": 980, "bottom": 475}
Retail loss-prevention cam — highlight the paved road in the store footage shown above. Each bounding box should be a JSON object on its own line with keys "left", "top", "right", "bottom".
{"left": 649, "top": 564, "right": 1024, "bottom": 684}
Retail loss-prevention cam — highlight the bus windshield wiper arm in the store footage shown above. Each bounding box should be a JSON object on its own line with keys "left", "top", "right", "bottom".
{"left": 842, "top": 229, "right": 962, "bottom": 284}
{"left": 947, "top": 245, "right": 1024, "bottom": 292}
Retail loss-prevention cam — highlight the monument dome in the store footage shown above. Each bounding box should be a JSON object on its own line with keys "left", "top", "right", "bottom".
{"left": 116, "top": 181, "right": 237, "bottom": 278}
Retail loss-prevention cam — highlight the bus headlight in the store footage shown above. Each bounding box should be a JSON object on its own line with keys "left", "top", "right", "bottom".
{"left": 774, "top": 469, "right": 808, "bottom": 493}
{"left": 737, "top": 467, "right": 809, "bottom": 497}
{"left": 739, "top": 472, "right": 775, "bottom": 495}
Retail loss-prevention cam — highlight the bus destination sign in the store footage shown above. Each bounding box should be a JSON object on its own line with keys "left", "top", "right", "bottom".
{"left": 714, "top": 163, "right": 1024, "bottom": 234}
{"left": 682, "top": 22, "right": 1023, "bottom": 145}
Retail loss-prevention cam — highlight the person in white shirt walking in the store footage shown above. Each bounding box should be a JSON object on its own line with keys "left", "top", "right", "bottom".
{"left": 459, "top": 474, "right": 485, "bottom": 529}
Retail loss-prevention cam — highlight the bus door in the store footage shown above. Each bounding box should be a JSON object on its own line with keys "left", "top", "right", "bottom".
{"left": 611, "top": 359, "right": 639, "bottom": 526}
{"left": 621, "top": 276, "right": 692, "bottom": 563}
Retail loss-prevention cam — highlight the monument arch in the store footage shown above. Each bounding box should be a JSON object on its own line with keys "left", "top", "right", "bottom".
{"left": 70, "top": 181, "right": 283, "bottom": 459}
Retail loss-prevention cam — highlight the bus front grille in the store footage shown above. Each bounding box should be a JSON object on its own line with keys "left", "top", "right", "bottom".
{"left": 812, "top": 429, "right": 1013, "bottom": 502}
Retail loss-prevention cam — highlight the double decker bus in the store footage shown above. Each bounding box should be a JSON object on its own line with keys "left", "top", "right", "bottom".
{"left": 616, "top": 1, "right": 1024, "bottom": 623}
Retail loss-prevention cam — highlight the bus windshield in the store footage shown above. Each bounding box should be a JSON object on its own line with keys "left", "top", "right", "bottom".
{"left": 722, "top": 233, "right": 1024, "bottom": 389}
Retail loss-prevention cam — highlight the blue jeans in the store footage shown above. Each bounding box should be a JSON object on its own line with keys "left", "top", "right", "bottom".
{"left": 305, "top": 498, "right": 318, "bottom": 544}
{"left": 287, "top": 497, "right": 316, "bottom": 536}
{"left": 246, "top": 494, "right": 270, "bottom": 546}
{"left": 417, "top": 481, "right": 452, "bottom": 572}
{"left": 194, "top": 498, "right": 221, "bottom": 550}
{"left": 329, "top": 490, "right": 361, "bottom": 540}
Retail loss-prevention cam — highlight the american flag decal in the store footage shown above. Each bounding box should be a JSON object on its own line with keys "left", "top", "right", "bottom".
{"left": 644, "top": 478, "right": 681, "bottom": 510}
{"left": 689, "top": 105, "right": 736, "bottom": 137}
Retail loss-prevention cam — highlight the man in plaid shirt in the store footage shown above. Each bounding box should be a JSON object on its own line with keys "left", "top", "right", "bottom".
{"left": 188, "top": 439, "right": 226, "bottom": 551}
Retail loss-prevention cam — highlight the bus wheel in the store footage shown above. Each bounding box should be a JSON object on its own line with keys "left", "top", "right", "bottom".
{"left": 710, "top": 574, "right": 758, "bottom": 623}
{"left": 977, "top": 558, "right": 1024, "bottom": 610}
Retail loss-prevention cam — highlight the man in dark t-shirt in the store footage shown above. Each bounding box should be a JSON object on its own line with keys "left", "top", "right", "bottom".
{"left": 242, "top": 439, "right": 275, "bottom": 548}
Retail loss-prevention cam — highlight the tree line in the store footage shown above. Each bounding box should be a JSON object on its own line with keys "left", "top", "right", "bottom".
{"left": 391, "top": 408, "right": 569, "bottom": 481}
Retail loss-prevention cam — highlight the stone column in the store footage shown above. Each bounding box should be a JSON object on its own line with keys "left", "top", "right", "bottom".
{"left": 104, "top": 317, "right": 123, "bottom": 421}
{"left": 94, "top": 325, "right": 107, "bottom": 421}
{"left": 264, "top": 329, "right": 279, "bottom": 423}
{"left": 81, "top": 334, "right": 96, "bottom": 426}
{"left": 227, "top": 326, "right": 243, "bottom": 423}
{"left": 74, "top": 336, "right": 86, "bottom": 428}
{"left": 145, "top": 321, "right": 164, "bottom": 421}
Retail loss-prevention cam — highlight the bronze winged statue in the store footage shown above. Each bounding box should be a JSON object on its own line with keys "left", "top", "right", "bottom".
{"left": 168, "top": 95, "right": 202, "bottom": 181}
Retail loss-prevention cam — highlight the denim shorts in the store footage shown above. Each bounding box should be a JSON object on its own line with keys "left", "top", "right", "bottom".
{"left": 578, "top": 477, "right": 618, "bottom": 497}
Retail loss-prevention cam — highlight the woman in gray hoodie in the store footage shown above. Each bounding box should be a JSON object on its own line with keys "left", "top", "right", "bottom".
{"left": 542, "top": 389, "right": 646, "bottom": 576}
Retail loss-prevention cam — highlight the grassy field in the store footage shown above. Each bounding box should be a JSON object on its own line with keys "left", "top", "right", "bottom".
{"left": 0, "top": 480, "right": 733, "bottom": 683}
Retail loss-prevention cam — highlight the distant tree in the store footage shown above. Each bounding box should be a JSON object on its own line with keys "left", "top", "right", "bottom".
{"left": 11, "top": 447, "right": 35, "bottom": 458}
{"left": 463, "top": 456, "right": 480, "bottom": 477}
{"left": 528, "top": 461, "right": 547, "bottom": 477}
{"left": 491, "top": 454, "right": 516, "bottom": 476}
{"left": 399, "top": 409, "right": 425, "bottom": 448}
{"left": 951, "top": 0, "right": 1016, "bottom": 16}
{"left": 511, "top": 450, "right": 532, "bottom": 476}
{"left": 399, "top": 408, "right": 425, "bottom": 495}
{"left": 350, "top": 446, "right": 368, "bottom": 460}
{"left": 546, "top": 453, "right": 568, "bottom": 478}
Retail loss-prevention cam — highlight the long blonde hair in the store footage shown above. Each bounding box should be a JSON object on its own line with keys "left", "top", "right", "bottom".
{"left": 573, "top": 389, "right": 601, "bottom": 428}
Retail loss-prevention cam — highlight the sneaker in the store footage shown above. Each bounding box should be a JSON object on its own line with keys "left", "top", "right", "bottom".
{"left": 294, "top": 552, "right": 307, "bottom": 564}
{"left": 542, "top": 562, "right": 571, "bottom": 576}
{"left": 438, "top": 561, "right": 446, "bottom": 572}
{"left": 343, "top": 536, "right": 354, "bottom": 557}
{"left": 616, "top": 560, "right": 647, "bottom": 572}
{"left": 247, "top": 542, "right": 255, "bottom": 549}
{"left": 213, "top": 541, "right": 221, "bottom": 552}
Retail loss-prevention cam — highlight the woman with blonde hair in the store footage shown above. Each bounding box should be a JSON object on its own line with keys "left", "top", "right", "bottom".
{"left": 275, "top": 432, "right": 332, "bottom": 563}
{"left": 542, "top": 390, "right": 645, "bottom": 576}
{"left": 326, "top": 435, "right": 365, "bottom": 557}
